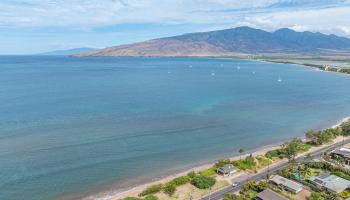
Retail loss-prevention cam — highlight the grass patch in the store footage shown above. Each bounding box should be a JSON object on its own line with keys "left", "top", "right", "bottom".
{"left": 199, "top": 167, "right": 217, "bottom": 177}
{"left": 298, "top": 143, "right": 312, "bottom": 152}
{"left": 245, "top": 190, "right": 258, "bottom": 200}
{"left": 340, "top": 189, "right": 350, "bottom": 199}
{"left": 256, "top": 156, "right": 272, "bottom": 168}
{"left": 233, "top": 155, "right": 256, "bottom": 170}
{"left": 306, "top": 168, "right": 322, "bottom": 179}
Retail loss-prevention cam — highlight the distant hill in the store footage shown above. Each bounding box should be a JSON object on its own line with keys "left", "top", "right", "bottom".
{"left": 39, "top": 48, "right": 98, "bottom": 56}
{"left": 75, "top": 27, "right": 350, "bottom": 57}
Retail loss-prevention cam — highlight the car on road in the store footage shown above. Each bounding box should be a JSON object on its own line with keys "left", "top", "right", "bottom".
{"left": 232, "top": 182, "right": 239, "bottom": 187}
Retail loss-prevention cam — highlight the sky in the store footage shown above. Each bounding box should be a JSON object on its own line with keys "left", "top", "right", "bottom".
{"left": 1, "top": 0, "right": 350, "bottom": 54}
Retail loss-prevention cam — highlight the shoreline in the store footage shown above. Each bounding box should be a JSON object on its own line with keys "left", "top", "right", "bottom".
{"left": 254, "top": 58, "right": 350, "bottom": 76}
{"left": 82, "top": 115, "right": 350, "bottom": 200}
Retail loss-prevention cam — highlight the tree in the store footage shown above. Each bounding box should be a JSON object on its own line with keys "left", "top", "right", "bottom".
{"left": 215, "top": 159, "right": 231, "bottom": 168}
{"left": 282, "top": 138, "right": 303, "bottom": 162}
{"left": 187, "top": 171, "right": 196, "bottom": 178}
{"left": 309, "top": 192, "right": 324, "bottom": 200}
{"left": 341, "top": 121, "right": 350, "bottom": 136}
{"left": 239, "top": 148, "right": 244, "bottom": 160}
{"left": 297, "top": 164, "right": 311, "bottom": 180}
{"left": 306, "top": 130, "right": 318, "bottom": 144}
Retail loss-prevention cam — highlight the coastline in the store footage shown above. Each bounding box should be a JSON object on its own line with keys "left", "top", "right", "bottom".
{"left": 83, "top": 115, "right": 350, "bottom": 200}
{"left": 255, "top": 58, "right": 350, "bottom": 76}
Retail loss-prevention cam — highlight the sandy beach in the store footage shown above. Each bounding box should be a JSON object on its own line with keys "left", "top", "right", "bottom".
{"left": 83, "top": 116, "right": 349, "bottom": 200}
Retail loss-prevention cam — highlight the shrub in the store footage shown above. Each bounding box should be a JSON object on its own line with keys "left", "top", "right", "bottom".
{"left": 309, "top": 192, "right": 324, "bottom": 200}
{"left": 265, "top": 149, "right": 286, "bottom": 159}
{"left": 191, "top": 175, "right": 216, "bottom": 189}
{"left": 306, "top": 128, "right": 340, "bottom": 146}
{"left": 214, "top": 159, "right": 231, "bottom": 168}
{"left": 168, "top": 175, "right": 191, "bottom": 186}
{"left": 257, "top": 156, "right": 272, "bottom": 167}
{"left": 144, "top": 195, "right": 158, "bottom": 200}
{"left": 187, "top": 171, "right": 196, "bottom": 178}
{"left": 223, "top": 193, "right": 244, "bottom": 200}
{"left": 342, "top": 121, "right": 350, "bottom": 136}
{"left": 123, "top": 197, "right": 142, "bottom": 200}
{"left": 124, "top": 195, "right": 158, "bottom": 200}
{"left": 139, "top": 184, "right": 163, "bottom": 197}
{"left": 163, "top": 183, "right": 176, "bottom": 196}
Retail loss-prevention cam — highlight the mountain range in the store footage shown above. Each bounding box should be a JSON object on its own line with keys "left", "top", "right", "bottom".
{"left": 39, "top": 47, "right": 98, "bottom": 55}
{"left": 75, "top": 27, "right": 350, "bottom": 57}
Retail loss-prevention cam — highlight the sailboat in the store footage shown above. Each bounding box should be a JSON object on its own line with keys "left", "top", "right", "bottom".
{"left": 277, "top": 76, "right": 282, "bottom": 82}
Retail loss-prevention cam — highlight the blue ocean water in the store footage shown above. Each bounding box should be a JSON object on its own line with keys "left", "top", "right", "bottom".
{"left": 1, "top": 56, "right": 350, "bottom": 200}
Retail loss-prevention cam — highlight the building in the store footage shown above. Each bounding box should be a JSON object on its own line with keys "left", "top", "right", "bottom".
{"left": 332, "top": 147, "right": 350, "bottom": 166}
{"left": 216, "top": 164, "right": 238, "bottom": 176}
{"left": 256, "top": 189, "right": 288, "bottom": 200}
{"left": 309, "top": 173, "right": 350, "bottom": 193}
{"left": 269, "top": 175, "right": 303, "bottom": 194}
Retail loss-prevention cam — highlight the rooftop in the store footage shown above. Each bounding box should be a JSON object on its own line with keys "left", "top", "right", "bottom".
{"left": 217, "top": 164, "right": 238, "bottom": 173}
{"left": 309, "top": 173, "right": 350, "bottom": 193}
{"left": 333, "top": 147, "right": 350, "bottom": 159}
{"left": 270, "top": 175, "right": 303, "bottom": 192}
{"left": 256, "top": 189, "right": 288, "bottom": 200}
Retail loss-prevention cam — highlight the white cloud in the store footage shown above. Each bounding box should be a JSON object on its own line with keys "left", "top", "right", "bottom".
{"left": 2, "top": 0, "right": 350, "bottom": 54}
{"left": 0, "top": 0, "right": 308, "bottom": 27}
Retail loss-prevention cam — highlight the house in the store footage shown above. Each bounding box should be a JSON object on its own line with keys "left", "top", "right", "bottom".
{"left": 332, "top": 147, "right": 350, "bottom": 166}
{"left": 216, "top": 164, "right": 238, "bottom": 176}
{"left": 269, "top": 175, "right": 303, "bottom": 194}
{"left": 309, "top": 173, "right": 350, "bottom": 193}
{"left": 256, "top": 189, "right": 288, "bottom": 200}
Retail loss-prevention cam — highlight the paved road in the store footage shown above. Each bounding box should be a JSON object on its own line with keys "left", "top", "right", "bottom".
{"left": 201, "top": 138, "right": 350, "bottom": 200}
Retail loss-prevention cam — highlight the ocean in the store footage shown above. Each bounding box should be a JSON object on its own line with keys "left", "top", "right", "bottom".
{"left": 1, "top": 56, "right": 350, "bottom": 200}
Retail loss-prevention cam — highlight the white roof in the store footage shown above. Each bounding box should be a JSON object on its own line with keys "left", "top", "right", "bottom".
{"left": 340, "top": 147, "right": 350, "bottom": 153}
{"left": 270, "top": 175, "right": 303, "bottom": 192}
{"left": 310, "top": 173, "right": 350, "bottom": 193}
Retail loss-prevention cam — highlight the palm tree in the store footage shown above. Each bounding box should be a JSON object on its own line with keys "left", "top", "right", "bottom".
{"left": 239, "top": 148, "right": 244, "bottom": 160}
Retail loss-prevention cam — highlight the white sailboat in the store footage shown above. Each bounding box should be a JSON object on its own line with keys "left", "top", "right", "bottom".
{"left": 277, "top": 76, "right": 282, "bottom": 82}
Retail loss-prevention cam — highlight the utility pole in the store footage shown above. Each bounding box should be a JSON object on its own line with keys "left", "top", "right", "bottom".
{"left": 266, "top": 163, "right": 270, "bottom": 180}
{"left": 208, "top": 186, "right": 212, "bottom": 200}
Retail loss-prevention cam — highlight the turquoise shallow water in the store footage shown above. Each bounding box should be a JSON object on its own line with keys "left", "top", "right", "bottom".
{"left": 1, "top": 56, "right": 350, "bottom": 200}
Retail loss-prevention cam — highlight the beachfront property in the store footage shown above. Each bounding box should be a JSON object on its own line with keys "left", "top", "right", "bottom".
{"left": 216, "top": 164, "right": 238, "bottom": 176}
{"left": 269, "top": 175, "right": 303, "bottom": 194}
{"left": 309, "top": 173, "right": 350, "bottom": 193}
{"left": 332, "top": 146, "right": 350, "bottom": 166}
{"left": 256, "top": 189, "right": 288, "bottom": 200}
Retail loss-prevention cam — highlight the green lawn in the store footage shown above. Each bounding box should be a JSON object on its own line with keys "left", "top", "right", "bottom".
{"left": 233, "top": 156, "right": 256, "bottom": 170}
{"left": 256, "top": 156, "right": 272, "bottom": 168}
{"left": 199, "top": 167, "right": 217, "bottom": 177}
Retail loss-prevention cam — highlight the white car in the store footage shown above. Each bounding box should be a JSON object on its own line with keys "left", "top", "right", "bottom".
{"left": 232, "top": 182, "right": 239, "bottom": 187}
